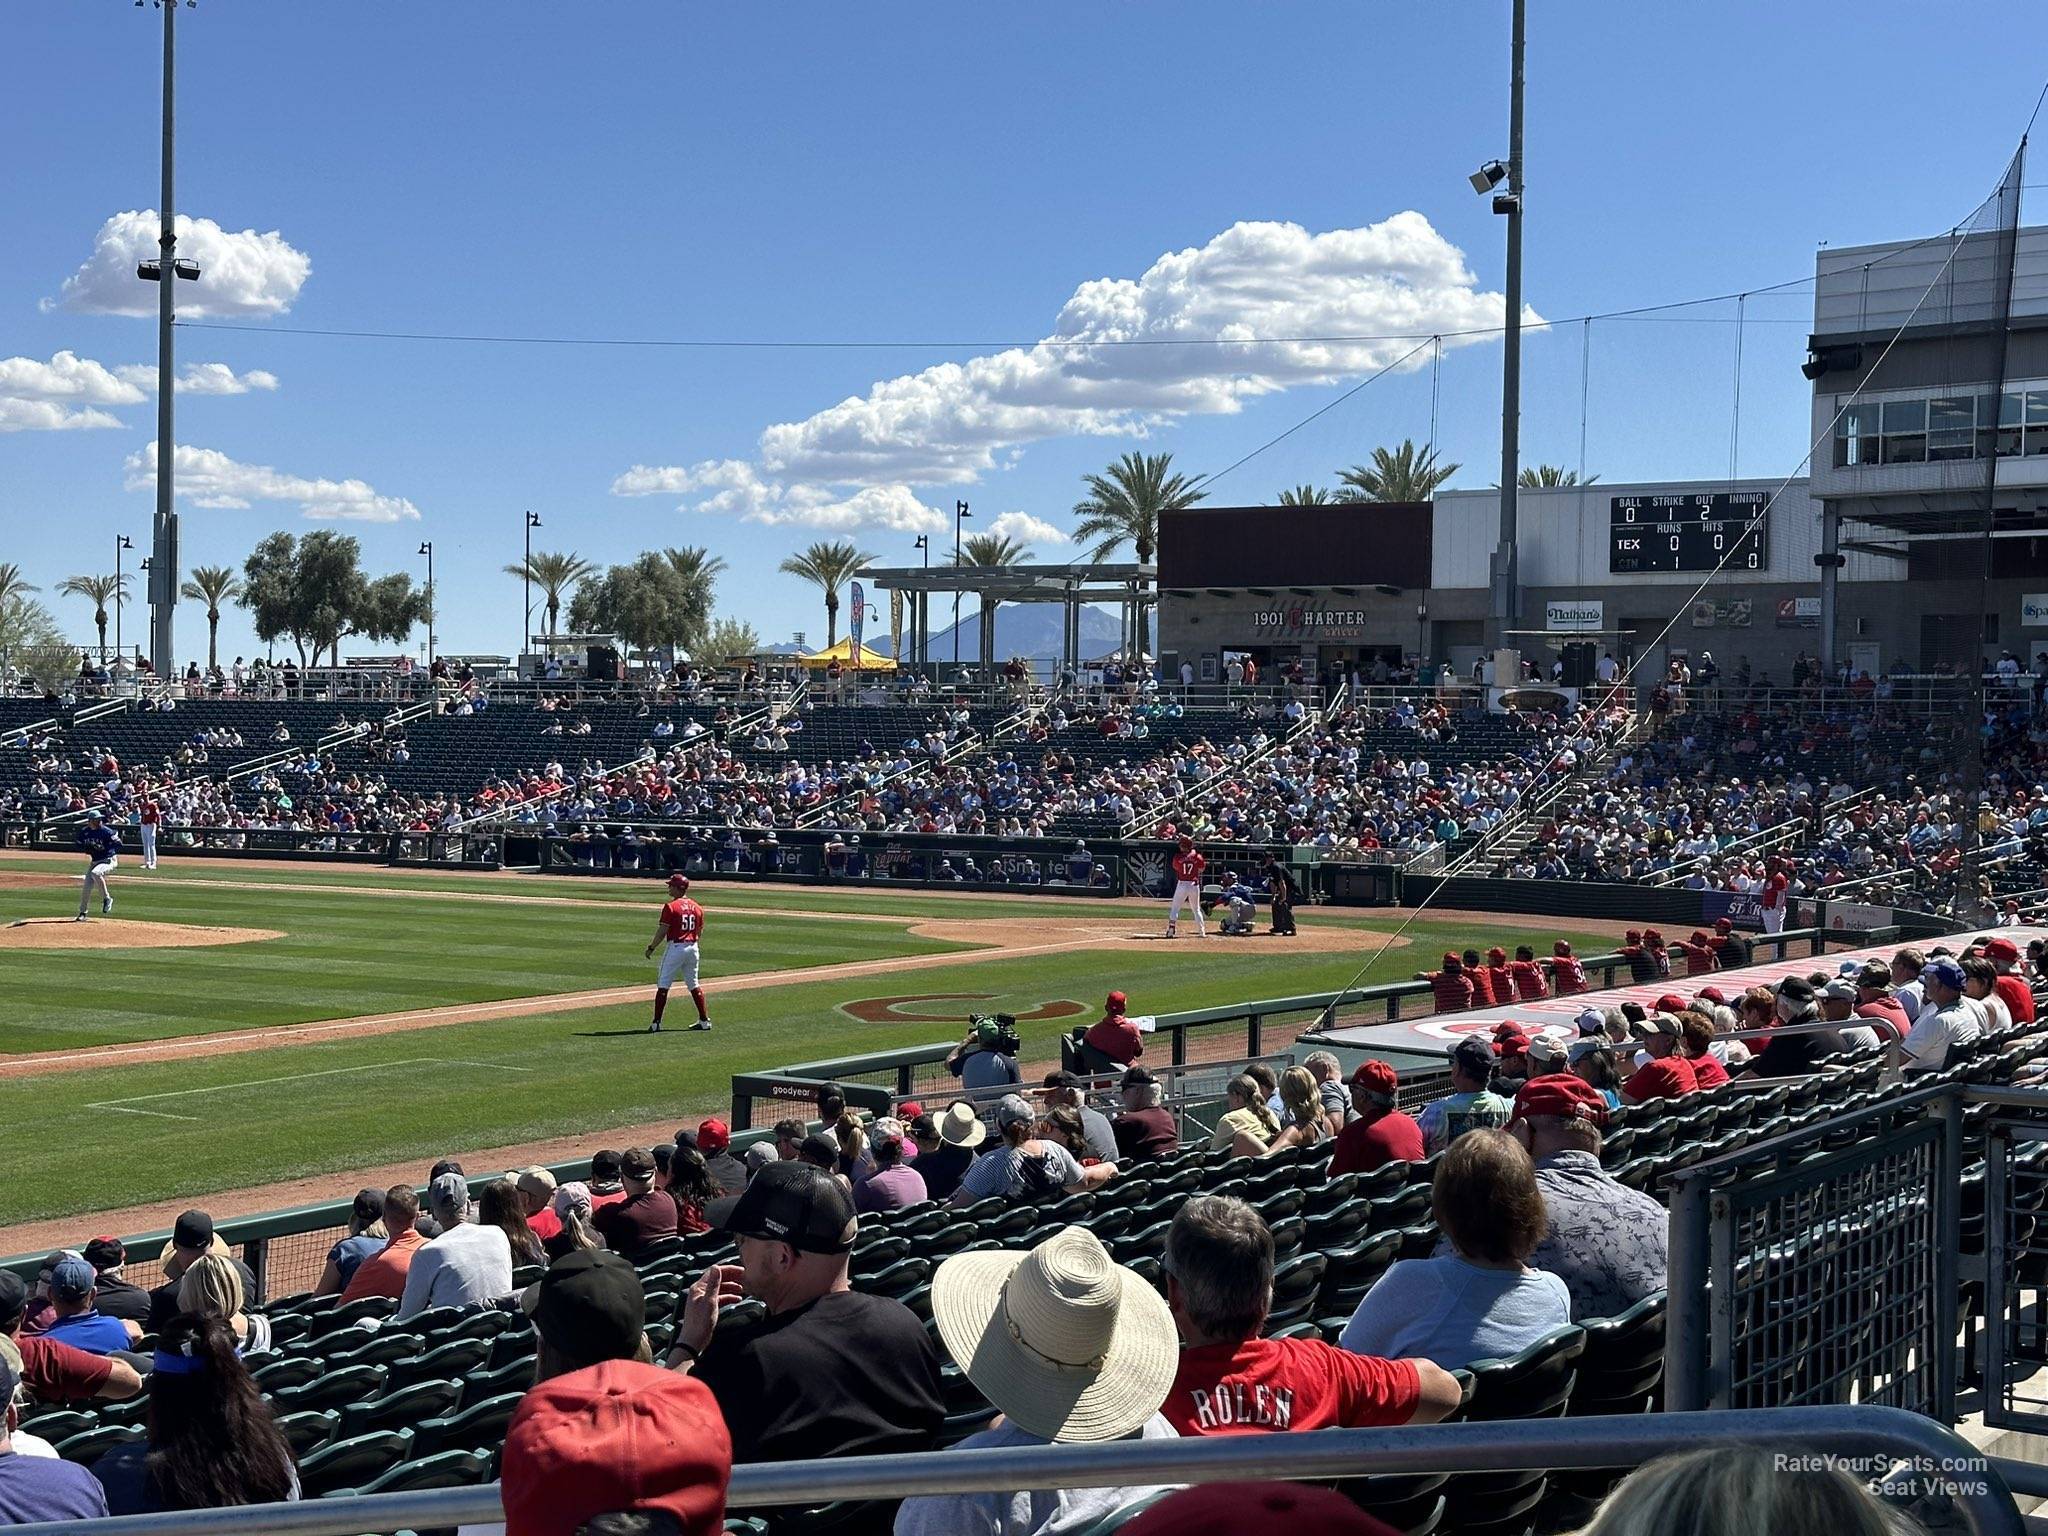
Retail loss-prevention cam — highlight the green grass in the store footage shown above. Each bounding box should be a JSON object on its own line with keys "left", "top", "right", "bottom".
{"left": 0, "top": 858, "right": 1619, "bottom": 1227}
{"left": 0, "top": 877, "right": 972, "bottom": 1050}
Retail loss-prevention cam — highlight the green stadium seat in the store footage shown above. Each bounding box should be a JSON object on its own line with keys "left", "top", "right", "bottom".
{"left": 1539, "top": 1293, "right": 1671, "bottom": 1527}
{"left": 1263, "top": 1253, "right": 1329, "bottom": 1334}
{"left": 412, "top": 1391, "right": 524, "bottom": 1457}
{"left": 385, "top": 1337, "right": 492, "bottom": 1394}
{"left": 1334, "top": 1470, "right": 1449, "bottom": 1536}
{"left": 324, "top": 1331, "right": 423, "bottom": 1371}
{"left": 20, "top": 1410, "right": 95, "bottom": 1443}
{"left": 341, "top": 1445, "right": 493, "bottom": 1496}
{"left": 1366, "top": 1186, "right": 1432, "bottom": 1232}
{"left": 847, "top": 1236, "right": 911, "bottom": 1275}
{"left": 1109, "top": 1220, "right": 1172, "bottom": 1265}
{"left": 1266, "top": 1215, "right": 1307, "bottom": 1261}
{"left": 250, "top": 1354, "right": 326, "bottom": 1392}
{"left": 1314, "top": 1230, "right": 1401, "bottom": 1332}
{"left": 275, "top": 1408, "right": 341, "bottom": 1458}
{"left": 978, "top": 1207, "right": 1037, "bottom": 1239}
{"left": 1124, "top": 1255, "right": 1165, "bottom": 1297}
{"left": 301, "top": 1428, "right": 416, "bottom": 1498}
{"left": 922, "top": 1222, "right": 981, "bottom": 1258}
{"left": 340, "top": 1376, "right": 465, "bottom": 1440}
{"left": 306, "top": 1295, "right": 397, "bottom": 1338}
{"left": 1303, "top": 1201, "right": 1371, "bottom": 1253}
{"left": 264, "top": 1312, "right": 313, "bottom": 1348}
{"left": 455, "top": 1355, "right": 535, "bottom": 1411}
{"left": 269, "top": 1363, "right": 389, "bottom": 1416}
{"left": 510, "top": 1264, "right": 545, "bottom": 1288}
{"left": 1397, "top": 1222, "right": 1441, "bottom": 1262}
{"left": 52, "top": 1423, "right": 142, "bottom": 1467}
{"left": 862, "top": 1258, "right": 931, "bottom": 1300}
{"left": 1439, "top": 1325, "right": 1587, "bottom": 1536}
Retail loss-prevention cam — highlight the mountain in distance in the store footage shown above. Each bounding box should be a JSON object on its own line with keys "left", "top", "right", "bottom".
{"left": 919, "top": 601, "right": 1123, "bottom": 661}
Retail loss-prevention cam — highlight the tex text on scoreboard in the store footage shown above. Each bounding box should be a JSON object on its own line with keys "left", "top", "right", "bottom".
{"left": 1607, "top": 491, "right": 1770, "bottom": 574}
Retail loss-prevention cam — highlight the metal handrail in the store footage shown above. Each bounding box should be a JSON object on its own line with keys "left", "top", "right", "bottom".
{"left": 0, "top": 1407, "right": 2019, "bottom": 1536}
{"left": 450, "top": 747, "right": 658, "bottom": 831}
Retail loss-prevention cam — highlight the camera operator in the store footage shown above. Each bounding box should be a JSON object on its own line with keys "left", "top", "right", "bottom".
{"left": 947, "top": 1015, "right": 1022, "bottom": 1093}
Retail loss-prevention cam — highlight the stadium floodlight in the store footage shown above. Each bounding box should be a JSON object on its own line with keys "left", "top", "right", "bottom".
{"left": 1469, "top": 160, "right": 1508, "bottom": 194}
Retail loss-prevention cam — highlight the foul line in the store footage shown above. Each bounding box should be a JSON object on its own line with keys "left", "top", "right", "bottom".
{"left": 85, "top": 1057, "right": 533, "bottom": 1120}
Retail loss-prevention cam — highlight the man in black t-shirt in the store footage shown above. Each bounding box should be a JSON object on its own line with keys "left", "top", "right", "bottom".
{"left": 145, "top": 1211, "right": 259, "bottom": 1332}
{"left": 666, "top": 1163, "right": 943, "bottom": 1464}
{"left": 79, "top": 1239, "right": 149, "bottom": 1325}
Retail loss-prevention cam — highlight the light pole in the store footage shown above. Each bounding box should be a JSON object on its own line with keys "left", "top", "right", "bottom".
{"left": 138, "top": 1, "right": 200, "bottom": 678}
{"left": 951, "top": 501, "right": 971, "bottom": 667}
{"left": 912, "top": 533, "right": 929, "bottom": 668}
{"left": 113, "top": 535, "right": 134, "bottom": 663}
{"left": 418, "top": 541, "right": 435, "bottom": 670}
{"left": 1475, "top": 0, "right": 1525, "bottom": 649}
{"left": 522, "top": 510, "right": 541, "bottom": 663}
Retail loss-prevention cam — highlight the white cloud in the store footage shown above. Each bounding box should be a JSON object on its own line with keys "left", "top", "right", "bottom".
{"left": 124, "top": 442, "right": 420, "bottom": 522}
{"left": 113, "top": 362, "right": 281, "bottom": 396}
{"left": 48, "top": 211, "right": 311, "bottom": 319}
{"left": 613, "top": 458, "right": 945, "bottom": 533}
{"left": 986, "top": 511, "right": 1068, "bottom": 548}
{"left": 0, "top": 350, "right": 148, "bottom": 407}
{"left": 757, "top": 214, "right": 1534, "bottom": 486}
{"left": 0, "top": 398, "right": 123, "bottom": 434}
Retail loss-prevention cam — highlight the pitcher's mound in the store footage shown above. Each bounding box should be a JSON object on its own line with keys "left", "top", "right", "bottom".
{"left": 0, "top": 919, "right": 283, "bottom": 951}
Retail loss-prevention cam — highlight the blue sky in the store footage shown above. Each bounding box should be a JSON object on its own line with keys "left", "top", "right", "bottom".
{"left": 3, "top": 2, "right": 2043, "bottom": 665}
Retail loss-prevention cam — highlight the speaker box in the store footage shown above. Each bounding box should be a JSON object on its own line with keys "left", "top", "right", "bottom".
{"left": 1559, "top": 641, "right": 1597, "bottom": 688}
{"left": 586, "top": 645, "right": 620, "bottom": 682}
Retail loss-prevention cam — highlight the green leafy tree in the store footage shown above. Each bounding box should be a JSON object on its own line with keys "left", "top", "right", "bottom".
{"left": 179, "top": 565, "right": 244, "bottom": 672}
{"left": 777, "top": 541, "right": 874, "bottom": 649}
{"left": 1516, "top": 464, "right": 1599, "bottom": 487}
{"left": 567, "top": 553, "right": 704, "bottom": 659}
{"left": 502, "top": 550, "right": 598, "bottom": 637}
{"left": 0, "top": 593, "right": 73, "bottom": 694}
{"left": 1336, "top": 440, "right": 1459, "bottom": 502}
{"left": 701, "top": 615, "right": 762, "bottom": 664}
{"left": 56, "top": 573, "right": 128, "bottom": 658}
{"left": 237, "top": 531, "right": 422, "bottom": 666}
{"left": 1072, "top": 450, "right": 1205, "bottom": 659}
{"left": 1277, "top": 484, "right": 1335, "bottom": 505}
{"left": 662, "top": 546, "right": 726, "bottom": 649}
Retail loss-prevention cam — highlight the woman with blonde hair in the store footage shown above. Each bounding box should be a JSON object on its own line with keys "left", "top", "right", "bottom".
{"left": 1265, "top": 1065, "right": 1338, "bottom": 1155}
{"left": 176, "top": 1254, "right": 271, "bottom": 1354}
{"left": 1215, "top": 1073, "right": 1282, "bottom": 1155}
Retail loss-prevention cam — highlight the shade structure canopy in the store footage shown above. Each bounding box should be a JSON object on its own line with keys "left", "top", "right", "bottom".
{"left": 800, "top": 637, "right": 898, "bottom": 671}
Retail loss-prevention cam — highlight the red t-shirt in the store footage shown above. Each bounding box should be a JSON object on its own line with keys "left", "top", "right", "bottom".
{"left": 1624, "top": 1055, "right": 1698, "bottom": 1103}
{"left": 14, "top": 1332, "right": 114, "bottom": 1405}
{"left": 659, "top": 897, "right": 705, "bottom": 944}
{"left": 1329, "top": 1111, "right": 1424, "bottom": 1176}
{"left": 1855, "top": 996, "right": 1912, "bottom": 1040}
{"left": 1688, "top": 1053, "right": 1731, "bottom": 1089}
{"left": 527, "top": 1206, "right": 562, "bottom": 1242}
{"left": 1427, "top": 972, "right": 1475, "bottom": 1012}
{"left": 1484, "top": 964, "right": 1517, "bottom": 1005}
{"left": 1165, "top": 1337, "right": 1421, "bottom": 1436}
{"left": 1466, "top": 968, "right": 1498, "bottom": 1007}
{"left": 1675, "top": 943, "right": 1718, "bottom": 978}
{"left": 1083, "top": 1015, "right": 1144, "bottom": 1065}
{"left": 1508, "top": 960, "right": 1548, "bottom": 1001}
{"left": 1172, "top": 850, "right": 1206, "bottom": 883}
{"left": 1994, "top": 974, "right": 2036, "bottom": 1026}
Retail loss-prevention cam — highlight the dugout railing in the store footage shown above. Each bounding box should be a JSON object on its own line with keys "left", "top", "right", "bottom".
{"left": 0, "top": 1406, "right": 2025, "bottom": 1536}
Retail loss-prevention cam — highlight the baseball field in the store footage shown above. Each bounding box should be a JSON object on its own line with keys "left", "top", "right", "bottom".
{"left": 0, "top": 853, "right": 1626, "bottom": 1240}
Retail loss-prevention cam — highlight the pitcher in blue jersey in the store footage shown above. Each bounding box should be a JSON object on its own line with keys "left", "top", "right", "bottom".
{"left": 74, "top": 810, "right": 119, "bottom": 921}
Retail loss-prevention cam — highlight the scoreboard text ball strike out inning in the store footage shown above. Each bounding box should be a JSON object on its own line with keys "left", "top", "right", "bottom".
{"left": 1608, "top": 491, "right": 1770, "bottom": 574}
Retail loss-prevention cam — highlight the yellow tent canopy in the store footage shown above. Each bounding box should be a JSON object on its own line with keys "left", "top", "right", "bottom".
{"left": 798, "top": 637, "right": 898, "bottom": 671}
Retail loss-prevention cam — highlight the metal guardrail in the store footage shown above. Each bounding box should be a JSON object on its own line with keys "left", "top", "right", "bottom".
{"left": 0, "top": 1407, "right": 2023, "bottom": 1536}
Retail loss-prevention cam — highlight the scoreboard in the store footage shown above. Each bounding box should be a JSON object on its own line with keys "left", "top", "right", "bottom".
{"left": 1608, "top": 492, "right": 1769, "bottom": 574}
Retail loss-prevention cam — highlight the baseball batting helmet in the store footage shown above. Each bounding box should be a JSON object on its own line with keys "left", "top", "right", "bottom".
{"left": 667, "top": 874, "right": 691, "bottom": 893}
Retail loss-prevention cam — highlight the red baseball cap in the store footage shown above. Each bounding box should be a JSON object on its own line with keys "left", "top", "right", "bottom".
{"left": 1655, "top": 994, "right": 1688, "bottom": 1015}
{"left": 1513, "top": 1072, "right": 1609, "bottom": 1125}
{"left": 501, "top": 1360, "right": 730, "bottom": 1536}
{"left": 1351, "top": 1059, "right": 1399, "bottom": 1103}
{"left": 1624, "top": 929, "right": 1643, "bottom": 943}
{"left": 666, "top": 874, "right": 691, "bottom": 892}
{"left": 1107, "top": 991, "right": 1128, "bottom": 1009}
{"left": 1984, "top": 937, "right": 2021, "bottom": 962}
{"left": 1118, "top": 1483, "right": 1400, "bottom": 1536}
{"left": 696, "top": 1118, "right": 731, "bottom": 1155}
{"left": 897, "top": 1101, "right": 924, "bottom": 1121}
{"left": 1714, "top": 917, "right": 1733, "bottom": 933}
{"left": 1643, "top": 928, "right": 1664, "bottom": 943}
{"left": 1698, "top": 986, "right": 1727, "bottom": 1005}
{"left": 1492, "top": 1024, "right": 1530, "bottom": 1055}
{"left": 1487, "top": 946, "right": 1507, "bottom": 963}
{"left": 1553, "top": 940, "right": 1573, "bottom": 955}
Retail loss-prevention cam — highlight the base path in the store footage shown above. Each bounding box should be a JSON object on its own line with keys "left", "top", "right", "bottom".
{"left": 0, "top": 913, "right": 1398, "bottom": 1081}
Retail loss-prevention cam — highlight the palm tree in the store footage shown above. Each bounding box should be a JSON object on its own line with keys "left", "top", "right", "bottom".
{"left": 1073, "top": 450, "right": 1206, "bottom": 660}
{"left": 502, "top": 551, "right": 598, "bottom": 637}
{"left": 955, "top": 533, "right": 1031, "bottom": 567}
{"left": 0, "top": 564, "right": 38, "bottom": 609}
{"left": 1277, "top": 485, "right": 1335, "bottom": 505}
{"left": 1517, "top": 464, "right": 1599, "bottom": 487}
{"left": 56, "top": 573, "right": 127, "bottom": 659}
{"left": 179, "top": 565, "right": 243, "bottom": 672}
{"left": 778, "top": 540, "right": 873, "bottom": 649}
{"left": 1336, "top": 440, "right": 1460, "bottom": 502}
{"left": 661, "top": 545, "right": 726, "bottom": 650}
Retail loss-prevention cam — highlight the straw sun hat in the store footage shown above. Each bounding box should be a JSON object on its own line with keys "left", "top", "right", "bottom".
{"left": 931, "top": 1224, "right": 1178, "bottom": 1444}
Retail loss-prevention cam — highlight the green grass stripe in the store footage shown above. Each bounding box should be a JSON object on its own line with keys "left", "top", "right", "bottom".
{"left": 0, "top": 918, "right": 1618, "bottom": 1226}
